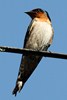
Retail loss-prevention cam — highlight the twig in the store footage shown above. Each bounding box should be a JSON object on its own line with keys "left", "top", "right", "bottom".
{"left": 0, "top": 46, "right": 67, "bottom": 59}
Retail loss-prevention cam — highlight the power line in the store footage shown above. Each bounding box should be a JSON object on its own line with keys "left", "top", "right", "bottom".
{"left": 0, "top": 46, "right": 67, "bottom": 59}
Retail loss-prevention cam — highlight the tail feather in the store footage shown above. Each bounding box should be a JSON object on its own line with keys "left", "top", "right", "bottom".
{"left": 12, "top": 55, "right": 42, "bottom": 96}
{"left": 12, "top": 81, "right": 23, "bottom": 96}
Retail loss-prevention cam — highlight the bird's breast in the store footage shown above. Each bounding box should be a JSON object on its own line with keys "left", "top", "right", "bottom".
{"left": 26, "top": 20, "right": 53, "bottom": 50}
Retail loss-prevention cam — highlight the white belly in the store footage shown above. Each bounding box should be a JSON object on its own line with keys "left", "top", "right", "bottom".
{"left": 26, "top": 20, "right": 53, "bottom": 50}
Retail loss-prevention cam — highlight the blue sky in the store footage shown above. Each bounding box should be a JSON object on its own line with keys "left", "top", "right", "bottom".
{"left": 0, "top": 0, "right": 67, "bottom": 100}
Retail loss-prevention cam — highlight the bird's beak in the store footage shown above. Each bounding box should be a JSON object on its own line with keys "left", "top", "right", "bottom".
{"left": 24, "top": 10, "right": 35, "bottom": 15}
{"left": 24, "top": 11, "right": 35, "bottom": 19}
{"left": 24, "top": 11, "right": 31, "bottom": 15}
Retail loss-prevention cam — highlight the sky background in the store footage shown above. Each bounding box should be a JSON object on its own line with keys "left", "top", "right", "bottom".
{"left": 0, "top": 0, "right": 67, "bottom": 100}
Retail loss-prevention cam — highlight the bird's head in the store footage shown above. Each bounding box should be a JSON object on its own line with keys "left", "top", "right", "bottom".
{"left": 25, "top": 8, "right": 51, "bottom": 22}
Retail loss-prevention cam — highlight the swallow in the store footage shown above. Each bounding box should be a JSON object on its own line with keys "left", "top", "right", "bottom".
{"left": 12, "top": 8, "right": 54, "bottom": 96}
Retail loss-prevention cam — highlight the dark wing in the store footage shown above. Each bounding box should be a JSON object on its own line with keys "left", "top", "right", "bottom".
{"left": 23, "top": 21, "right": 32, "bottom": 48}
{"left": 23, "top": 28, "right": 30, "bottom": 48}
{"left": 12, "top": 20, "right": 42, "bottom": 96}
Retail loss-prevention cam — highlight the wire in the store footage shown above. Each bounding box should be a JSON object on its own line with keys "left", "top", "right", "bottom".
{"left": 0, "top": 46, "right": 67, "bottom": 59}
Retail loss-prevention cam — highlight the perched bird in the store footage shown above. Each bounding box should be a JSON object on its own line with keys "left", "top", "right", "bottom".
{"left": 12, "top": 8, "right": 54, "bottom": 96}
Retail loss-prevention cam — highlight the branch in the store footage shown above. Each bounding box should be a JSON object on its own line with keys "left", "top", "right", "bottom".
{"left": 0, "top": 46, "right": 67, "bottom": 59}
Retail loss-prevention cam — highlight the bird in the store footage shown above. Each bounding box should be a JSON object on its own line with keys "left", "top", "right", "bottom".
{"left": 12, "top": 8, "right": 54, "bottom": 96}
